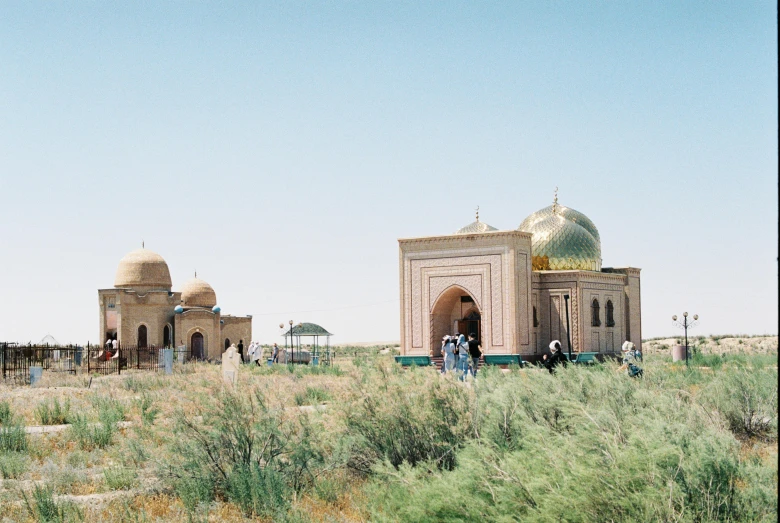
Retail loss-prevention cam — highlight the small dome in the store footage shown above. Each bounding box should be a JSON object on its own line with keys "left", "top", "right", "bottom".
{"left": 455, "top": 216, "right": 498, "bottom": 234}
{"left": 519, "top": 212, "right": 601, "bottom": 271}
{"left": 180, "top": 278, "right": 217, "bottom": 308}
{"left": 212, "top": 305, "right": 221, "bottom": 313}
{"left": 174, "top": 305, "right": 184, "bottom": 314}
{"left": 114, "top": 248, "right": 172, "bottom": 290}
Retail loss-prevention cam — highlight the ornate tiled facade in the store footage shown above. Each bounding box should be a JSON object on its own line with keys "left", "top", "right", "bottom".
{"left": 399, "top": 204, "right": 641, "bottom": 360}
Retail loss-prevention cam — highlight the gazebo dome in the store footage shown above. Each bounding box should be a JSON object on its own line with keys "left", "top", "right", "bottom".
{"left": 519, "top": 198, "right": 602, "bottom": 271}
{"left": 114, "top": 248, "right": 172, "bottom": 290}
{"left": 181, "top": 277, "right": 217, "bottom": 308}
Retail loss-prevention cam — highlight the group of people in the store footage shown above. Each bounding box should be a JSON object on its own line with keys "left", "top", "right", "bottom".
{"left": 542, "top": 339, "right": 643, "bottom": 377}
{"left": 227, "top": 341, "right": 282, "bottom": 365}
{"left": 440, "top": 332, "right": 482, "bottom": 382}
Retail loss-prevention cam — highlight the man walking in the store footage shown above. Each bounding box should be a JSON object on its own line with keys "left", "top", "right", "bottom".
{"left": 467, "top": 333, "right": 482, "bottom": 381}
{"left": 272, "top": 343, "right": 279, "bottom": 364}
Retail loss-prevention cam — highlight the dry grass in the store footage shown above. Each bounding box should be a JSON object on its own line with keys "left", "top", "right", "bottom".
{"left": 1, "top": 337, "right": 776, "bottom": 521}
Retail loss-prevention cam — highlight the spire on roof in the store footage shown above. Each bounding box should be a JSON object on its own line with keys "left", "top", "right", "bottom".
{"left": 552, "top": 187, "right": 559, "bottom": 214}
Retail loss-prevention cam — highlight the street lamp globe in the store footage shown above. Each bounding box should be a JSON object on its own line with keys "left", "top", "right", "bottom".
{"left": 672, "top": 315, "right": 677, "bottom": 321}
{"left": 693, "top": 315, "right": 699, "bottom": 320}
{"left": 279, "top": 323, "right": 284, "bottom": 329}
{"left": 683, "top": 312, "right": 688, "bottom": 317}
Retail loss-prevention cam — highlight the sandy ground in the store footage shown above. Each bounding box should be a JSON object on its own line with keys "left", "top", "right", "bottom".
{"left": 643, "top": 335, "right": 778, "bottom": 354}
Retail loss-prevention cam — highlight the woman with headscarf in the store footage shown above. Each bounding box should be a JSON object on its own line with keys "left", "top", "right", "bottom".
{"left": 456, "top": 333, "right": 469, "bottom": 381}
{"left": 543, "top": 340, "right": 567, "bottom": 374}
{"left": 441, "top": 336, "right": 456, "bottom": 374}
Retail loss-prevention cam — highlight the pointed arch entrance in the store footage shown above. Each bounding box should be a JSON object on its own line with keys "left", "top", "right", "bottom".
{"left": 430, "top": 285, "right": 482, "bottom": 357}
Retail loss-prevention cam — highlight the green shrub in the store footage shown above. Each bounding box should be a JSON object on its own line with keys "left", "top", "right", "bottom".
{"left": 69, "top": 399, "right": 123, "bottom": 450}
{"left": 343, "top": 362, "right": 471, "bottom": 472}
{"left": 364, "top": 362, "right": 775, "bottom": 522}
{"left": 36, "top": 398, "right": 71, "bottom": 425}
{"left": 294, "top": 386, "right": 331, "bottom": 406}
{"left": 135, "top": 394, "right": 159, "bottom": 427}
{"left": 23, "top": 483, "right": 83, "bottom": 522}
{"left": 89, "top": 396, "right": 126, "bottom": 422}
{"left": 104, "top": 466, "right": 137, "bottom": 490}
{"left": 169, "top": 388, "right": 328, "bottom": 518}
{"left": 703, "top": 369, "right": 778, "bottom": 440}
{"left": 0, "top": 401, "right": 11, "bottom": 425}
{"left": 0, "top": 423, "right": 28, "bottom": 453}
{"left": 0, "top": 451, "right": 29, "bottom": 478}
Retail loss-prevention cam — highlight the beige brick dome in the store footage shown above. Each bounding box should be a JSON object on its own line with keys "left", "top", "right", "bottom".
{"left": 180, "top": 277, "right": 217, "bottom": 308}
{"left": 114, "top": 248, "right": 172, "bottom": 290}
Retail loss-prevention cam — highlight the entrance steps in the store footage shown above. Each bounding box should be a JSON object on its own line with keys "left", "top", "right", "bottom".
{"left": 430, "top": 355, "right": 484, "bottom": 372}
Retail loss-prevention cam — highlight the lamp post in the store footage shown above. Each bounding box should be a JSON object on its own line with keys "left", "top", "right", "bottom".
{"left": 289, "top": 320, "right": 294, "bottom": 364}
{"left": 563, "top": 294, "right": 572, "bottom": 361}
{"left": 672, "top": 312, "right": 699, "bottom": 367}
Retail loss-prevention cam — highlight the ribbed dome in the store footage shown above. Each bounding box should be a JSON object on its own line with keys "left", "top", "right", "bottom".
{"left": 518, "top": 204, "right": 600, "bottom": 243}
{"left": 519, "top": 208, "right": 602, "bottom": 271}
{"left": 114, "top": 248, "right": 172, "bottom": 290}
{"left": 180, "top": 278, "right": 217, "bottom": 308}
{"left": 455, "top": 220, "right": 499, "bottom": 234}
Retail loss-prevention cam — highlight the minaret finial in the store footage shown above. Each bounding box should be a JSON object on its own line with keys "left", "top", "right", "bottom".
{"left": 475, "top": 206, "right": 480, "bottom": 222}
{"left": 552, "top": 187, "right": 559, "bottom": 214}
{"left": 142, "top": 240, "right": 144, "bottom": 249}
{"left": 195, "top": 270, "right": 197, "bottom": 278}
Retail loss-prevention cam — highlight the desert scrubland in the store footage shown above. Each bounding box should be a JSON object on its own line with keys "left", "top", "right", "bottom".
{"left": 0, "top": 336, "right": 777, "bottom": 522}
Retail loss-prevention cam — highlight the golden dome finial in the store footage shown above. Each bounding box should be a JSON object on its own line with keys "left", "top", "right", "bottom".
{"left": 475, "top": 206, "right": 480, "bottom": 222}
{"left": 552, "top": 187, "right": 559, "bottom": 214}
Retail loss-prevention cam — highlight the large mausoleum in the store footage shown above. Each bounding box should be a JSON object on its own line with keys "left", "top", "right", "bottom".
{"left": 398, "top": 194, "right": 641, "bottom": 361}
{"left": 98, "top": 247, "right": 252, "bottom": 359}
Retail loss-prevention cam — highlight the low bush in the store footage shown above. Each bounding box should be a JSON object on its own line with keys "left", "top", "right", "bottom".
{"left": 69, "top": 399, "right": 124, "bottom": 450}
{"left": 703, "top": 368, "right": 778, "bottom": 440}
{"left": 168, "top": 388, "right": 328, "bottom": 519}
{"left": 343, "top": 362, "right": 471, "bottom": 472}
{"left": 294, "top": 386, "right": 331, "bottom": 406}
{"left": 104, "top": 465, "right": 138, "bottom": 490}
{"left": 0, "top": 423, "right": 28, "bottom": 453}
{"left": 23, "top": 483, "right": 83, "bottom": 522}
{"left": 364, "top": 363, "right": 772, "bottom": 522}
{"left": 0, "top": 451, "right": 28, "bottom": 479}
{"left": 35, "top": 398, "right": 71, "bottom": 425}
{"left": 0, "top": 401, "right": 11, "bottom": 425}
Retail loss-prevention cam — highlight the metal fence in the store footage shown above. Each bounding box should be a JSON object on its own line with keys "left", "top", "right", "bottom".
{"left": 1, "top": 343, "right": 192, "bottom": 382}
{"left": 1, "top": 343, "right": 80, "bottom": 384}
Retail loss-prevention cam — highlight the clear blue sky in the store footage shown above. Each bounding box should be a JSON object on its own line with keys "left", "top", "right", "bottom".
{"left": 1, "top": 2, "right": 776, "bottom": 344}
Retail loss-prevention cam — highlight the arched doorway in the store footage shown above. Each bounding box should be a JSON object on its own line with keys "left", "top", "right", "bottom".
{"left": 138, "top": 325, "right": 148, "bottom": 348}
{"left": 191, "top": 332, "right": 204, "bottom": 359}
{"left": 163, "top": 325, "right": 171, "bottom": 347}
{"left": 430, "top": 286, "right": 481, "bottom": 356}
{"left": 224, "top": 338, "right": 230, "bottom": 350}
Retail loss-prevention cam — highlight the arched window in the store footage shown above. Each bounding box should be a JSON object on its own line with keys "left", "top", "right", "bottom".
{"left": 533, "top": 306, "right": 539, "bottom": 328}
{"left": 606, "top": 300, "right": 615, "bottom": 327}
{"left": 591, "top": 299, "right": 601, "bottom": 327}
{"left": 163, "top": 325, "right": 171, "bottom": 347}
{"left": 138, "top": 325, "right": 148, "bottom": 348}
{"left": 225, "top": 338, "right": 231, "bottom": 350}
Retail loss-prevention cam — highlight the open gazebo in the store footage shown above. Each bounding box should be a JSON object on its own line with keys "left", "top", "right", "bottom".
{"left": 282, "top": 322, "right": 333, "bottom": 364}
